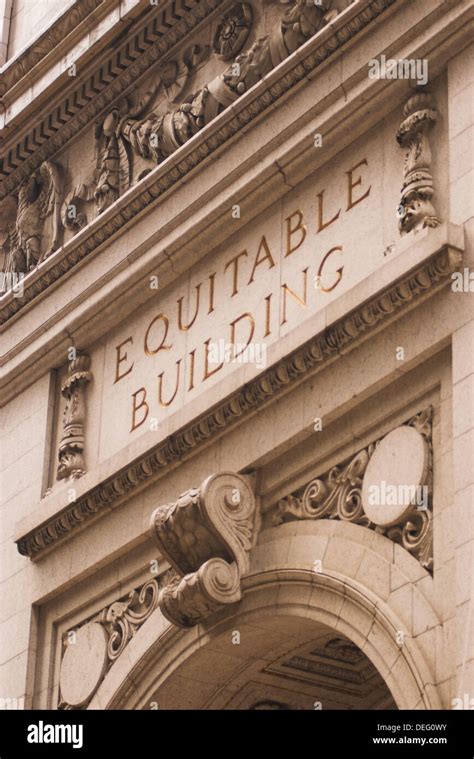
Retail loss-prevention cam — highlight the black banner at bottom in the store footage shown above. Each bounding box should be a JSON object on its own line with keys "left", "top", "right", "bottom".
{"left": 0, "top": 709, "right": 472, "bottom": 757}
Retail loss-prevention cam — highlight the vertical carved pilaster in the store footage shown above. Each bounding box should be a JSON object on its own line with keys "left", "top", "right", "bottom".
{"left": 57, "top": 352, "right": 92, "bottom": 481}
{"left": 396, "top": 92, "right": 441, "bottom": 234}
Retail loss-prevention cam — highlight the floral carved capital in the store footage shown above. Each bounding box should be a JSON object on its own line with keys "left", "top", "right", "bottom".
{"left": 150, "top": 472, "right": 258, "bottom": 627}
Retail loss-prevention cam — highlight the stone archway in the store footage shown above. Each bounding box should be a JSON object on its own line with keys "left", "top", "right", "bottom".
{"left": 90, "top": 520, "right": 442, "bottom": 710}
{"left": 139, "top": 608, "right": 396, "bottom": 710}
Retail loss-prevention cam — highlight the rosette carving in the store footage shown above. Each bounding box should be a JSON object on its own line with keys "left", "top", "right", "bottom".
{"left": 150, "top": 472, "right": 258, "bottom": 627}
{"left": 212, "top": 3, "right": 253, "bottom": 60}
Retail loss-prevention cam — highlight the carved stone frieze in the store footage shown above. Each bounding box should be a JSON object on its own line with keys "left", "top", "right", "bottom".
{"left": 212, "top": 2, "right": 253, "bottom": 60}
{"left": 57, "top": 352, "right": 92, "bottom": 481}
{"left": 58, "top": 577, "right": 160, "bottom": 709}
{"left": 161, "top": 43, "right": 211, "bottom": 104}
{"left": 15, "top": 244, "right": 460, "bottom": 559}
{"left": 2, "top": 0, "right": 334, "bottom": 259}
{"left": 89, "top": 42, "right": 212, "bottom": 217}
{"left": 0, "top": 161, "right": 63, "bottom": 273}
{"left": 0, "top": 196, "right": 18, "bottom": 276}
{"left": 396, "top": 92, "right": 441, "bottom": 234}
{"left": 272, "top": 407, "right": 434, "bottom": 570}
{"left": 90, "top": 0, "right": 332, "bottom": 186}
{"left": 93, "top": 93, "right": 153, "bottom": 216}
{"left": 0, "top": 0, "right": 223, "bottom": 189}
{"left": 1, "top": 0, "right": 398, "bottom": 321}
{"left": 150, "top": 472, "right": 258, "bottom": 626}
{"left": 61, "top": 183, "right": 96, "bottom": 232}
{"left": 62, "top": 0, "right": 330, "bottom": 218}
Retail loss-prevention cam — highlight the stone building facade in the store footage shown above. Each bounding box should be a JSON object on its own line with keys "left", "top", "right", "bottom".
{"left": 0, "top": 0, "right": 473, "bottom": 711}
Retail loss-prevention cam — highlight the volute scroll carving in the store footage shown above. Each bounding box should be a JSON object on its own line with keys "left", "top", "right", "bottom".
{"left": 150, "top": 472, "right": 258, "bottom": 627}
{"left": 58, "top": 576, "right": 161, "bottom": 710}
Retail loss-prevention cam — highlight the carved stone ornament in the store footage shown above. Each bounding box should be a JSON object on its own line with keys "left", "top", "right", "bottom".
{"left": 81, "top": 0, "right": 335, "bottom": 211}
{"left": 150, "top": 472, "right": 258, "bottom": 627}
{"left": 61, "top": 183, "right": 96, "bottom": 232}
{"left": 396, "top": 92, "right": 441, "bottom": 234}
{"left": 63, "top": 42, "right": 211, "bottom": 221}
{"left": 0, "top": 161, "right": 63, "bottom": 274}
{"left": 98, "top": 578, "right": 160, "bottom": 662}
{"left": 2, "top": 0, "right": 400, "bottom": 322}
{"left": 58, "top": 577, "right": 160, "bottom": 709}
{"left": 57, "top": 352, "right": 92, "bottom": 481}
{"left": 212, "top": 2, "right": 253, "bottom": 60}
{"left": 272, "top": 408, "right": 433, "bottom": 570}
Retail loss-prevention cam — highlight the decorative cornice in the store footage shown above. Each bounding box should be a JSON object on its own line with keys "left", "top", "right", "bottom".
{"left": 0, "top": 0, "right": 105, "bottom": 98}
{"left": 0, "top": 0, "right": 398, "bottom": 326}
{"left": 15, "top": 243, "right": 461, "bottom": 559}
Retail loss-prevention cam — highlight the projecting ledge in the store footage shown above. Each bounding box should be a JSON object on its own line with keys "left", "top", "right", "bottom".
{"left": 13, "top": 223, "right": 463, "bottom": 561}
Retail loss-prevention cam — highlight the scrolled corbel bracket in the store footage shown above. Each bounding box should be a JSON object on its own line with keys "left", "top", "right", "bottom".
{"left": 149, "top": 472, "right": 258, "bottom": 627}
